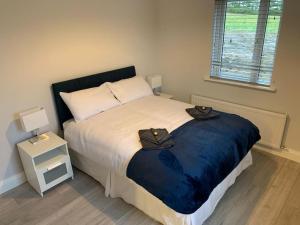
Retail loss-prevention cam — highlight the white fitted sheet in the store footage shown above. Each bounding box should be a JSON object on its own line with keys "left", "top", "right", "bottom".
{"left": 64, "top": 95, "right": 193, "bottom": 176}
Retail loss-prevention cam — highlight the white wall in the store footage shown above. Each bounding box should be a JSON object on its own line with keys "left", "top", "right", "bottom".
{"left": 0, "top": 0, "right": 158, "bottom": 186}
{"left": 157, "top": 0, "right": 300, "bottom": 151}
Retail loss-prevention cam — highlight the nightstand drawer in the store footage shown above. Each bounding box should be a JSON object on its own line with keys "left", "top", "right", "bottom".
{"left": 38, "top": 158, "right": 72, "bottom": 192}
{"left": 44, "top": 163, "right": 68, "bottom": 184}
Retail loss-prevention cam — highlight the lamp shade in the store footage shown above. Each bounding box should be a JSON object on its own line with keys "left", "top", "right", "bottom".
{"left": 146, "top": 75, "right": 162, "bottom": 89}
{"left": 19, "top": 107, "right": 49, "bottom": 132}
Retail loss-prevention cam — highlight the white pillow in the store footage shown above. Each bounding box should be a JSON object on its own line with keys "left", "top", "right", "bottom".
{"left": 107, "top": 76, "right": 153, "bottom": 104}
{"left": 60, "top": 83, "right": 120, "bottom": 122}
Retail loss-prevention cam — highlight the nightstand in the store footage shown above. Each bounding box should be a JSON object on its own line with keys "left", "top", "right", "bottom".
{"left": 17, "top": 132, "right": 73, "bottom": 197}
{"left": 157, "top": 92, "right": 173, "bottom": 99}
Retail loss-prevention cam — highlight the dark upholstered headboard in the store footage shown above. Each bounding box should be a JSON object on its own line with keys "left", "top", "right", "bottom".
{"left": 52, "top": 66, "right": 136, "bottom": 129}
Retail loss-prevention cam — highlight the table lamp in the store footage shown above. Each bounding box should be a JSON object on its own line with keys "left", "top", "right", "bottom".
{"left": 19, "top": 107, "right": 49, "bottom": 144}
{"left": 146, "top": 75, "right": 162, "bottom": 95}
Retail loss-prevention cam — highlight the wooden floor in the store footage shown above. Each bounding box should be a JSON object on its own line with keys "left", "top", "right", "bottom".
{"left": 0, "top": 150, "right": 299, "bottom": 225}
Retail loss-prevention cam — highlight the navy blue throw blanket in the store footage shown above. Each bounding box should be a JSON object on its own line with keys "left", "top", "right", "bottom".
{"left": 127, "top": 112, "right": 260, "bottom": 214}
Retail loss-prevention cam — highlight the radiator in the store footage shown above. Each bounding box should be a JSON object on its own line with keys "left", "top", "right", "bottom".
{"left": 191, "top": 95, "right": 287, "bottom": 149}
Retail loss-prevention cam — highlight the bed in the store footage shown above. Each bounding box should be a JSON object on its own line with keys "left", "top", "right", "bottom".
{"left": 52, "top": 66, "right": 258, "bottom": 225}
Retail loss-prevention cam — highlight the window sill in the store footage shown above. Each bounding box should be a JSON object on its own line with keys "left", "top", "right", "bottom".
{"left": 204, "top": 76, "right": 277, "bottom": 93}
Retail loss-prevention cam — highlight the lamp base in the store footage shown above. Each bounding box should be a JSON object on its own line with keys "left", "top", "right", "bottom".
{"left": 29, "top": 133, "right": 49, "bottom": 144}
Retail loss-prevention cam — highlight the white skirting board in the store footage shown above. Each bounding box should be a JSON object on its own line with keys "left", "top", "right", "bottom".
{"left": 254, "top": 145, "right": 300, "bottom": 163}
{"left": 0, "top": 172, "right": 26, "bottom": 195}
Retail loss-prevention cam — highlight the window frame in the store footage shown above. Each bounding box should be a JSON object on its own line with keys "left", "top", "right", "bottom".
{"left": 208, "top": 0, "right": 283, "bottom": 90}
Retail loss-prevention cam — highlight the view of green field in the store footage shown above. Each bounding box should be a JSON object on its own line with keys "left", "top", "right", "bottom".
{"left": 220, "top": 12, "right": 281, "bottom": 85}
{"left": 225, "top": 13, "right": 281, "bottom": 33}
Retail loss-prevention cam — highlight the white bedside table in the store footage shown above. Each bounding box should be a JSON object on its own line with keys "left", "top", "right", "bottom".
{"left": 17, "top": 132, "right": 73, "bottom": 197}
{"left": 156, "top": 92, "right": 173, "bottom": 99}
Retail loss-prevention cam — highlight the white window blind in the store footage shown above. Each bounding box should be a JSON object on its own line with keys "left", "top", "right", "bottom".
{"left": 210, "top": 0, "right": 283, "bottom": 86}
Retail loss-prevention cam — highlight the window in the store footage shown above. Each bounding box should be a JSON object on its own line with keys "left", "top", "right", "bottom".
{"left": 210, "top": 0, "right": 284, "bottom": 86}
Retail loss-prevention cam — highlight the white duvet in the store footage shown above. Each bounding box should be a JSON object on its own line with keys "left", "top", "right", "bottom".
{"left": 64, "top": 96, "right": 194, "bottom": 176}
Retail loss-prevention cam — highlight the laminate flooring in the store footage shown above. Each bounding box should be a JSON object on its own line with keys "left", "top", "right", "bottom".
{"left": 0, "top": 150, "right": 299, "bottom": 225}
